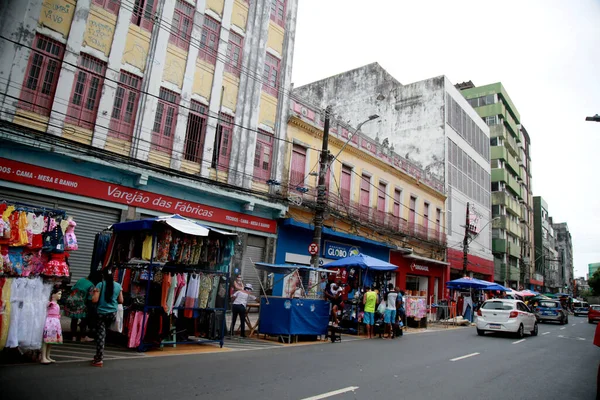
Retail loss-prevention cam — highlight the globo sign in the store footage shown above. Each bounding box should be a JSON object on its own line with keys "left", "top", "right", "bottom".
{"left": 324, "top": 241, "right": 360, "bottom": 259}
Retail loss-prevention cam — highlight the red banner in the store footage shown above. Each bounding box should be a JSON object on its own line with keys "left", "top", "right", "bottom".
{"left": 0, "top": 157, "right": 277, "bottom": 234}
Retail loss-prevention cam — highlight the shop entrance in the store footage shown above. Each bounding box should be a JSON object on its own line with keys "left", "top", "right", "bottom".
{"left": 406, "top": 275, "right": 429, "bottom": 297}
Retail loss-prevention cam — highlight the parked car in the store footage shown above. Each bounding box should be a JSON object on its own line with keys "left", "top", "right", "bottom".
{"left": 588, "top": 305, "right": 600, "bottom": 324}
{"left": 476, "top": 299, "right": 538, "bottom": 338}
{"left": 534, "top": 300, "right": 568, "bottom": 324}
{"left": 573, "top": 300, "right": 589, "bottom": 316}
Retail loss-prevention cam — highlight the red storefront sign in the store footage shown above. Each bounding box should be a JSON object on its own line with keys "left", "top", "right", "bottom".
{"left": 0, "top": 157, "right": 277, "bottom": 234}
{"left": 390, "top": 251, "right": 447, "bottom": 301}
{"left": 447, "top": 248, "right": 494, "bottom": 278}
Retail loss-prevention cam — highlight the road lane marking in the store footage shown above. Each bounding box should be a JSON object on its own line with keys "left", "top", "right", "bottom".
{"left": 542, "top": 332, "right": 550, "bottom": 335}
{"left": 572, "top": 324, "right": 577, "bottom": 326}
{"left": 301, "top": 386, "right": 360, "bottom": 400}
{"left": 512, "top": 339, "right": 526, "bottom": 344}
{"left": 450, "top": 352, "right": 480, "bottom": 361}
{"left": 577, "top": 337, "right": 586, "bottom": 341}
{"left": 560, "top": 327, "right": 566, "bottom": 330}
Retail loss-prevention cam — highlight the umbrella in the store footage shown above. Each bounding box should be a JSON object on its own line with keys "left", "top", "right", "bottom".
{"left": 323, "top": 253, "right": 398, "bottom": 271}
{"left": 446, "top": 277, "right": 507, "bottom": 291}
{"left": 520, "top": 290, "right": 539, "bottom": 297}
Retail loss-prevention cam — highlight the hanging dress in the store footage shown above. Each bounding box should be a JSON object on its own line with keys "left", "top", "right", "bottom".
{"left": 6, "top": 278, "right": 25, "bottom": 348}
{"left": 0, "top": 277, "right": 11, "bottom": 350}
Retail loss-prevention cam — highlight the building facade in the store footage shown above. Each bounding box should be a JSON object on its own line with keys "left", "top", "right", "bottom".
{"left": 459, "top": 82, "right": 527, "bottom": 288}
{"left": 533, "top": 196, "right": 560, "bottom": 292}
{"left": 293, "top": 64, "right": 494, "bottom": 282}
{"left": 0, "top": 0, "right": 297, "bottom": 284}
{"left": 519, "top": 125, "right": 535, "bottom": 288}
{"left": 278, "top": 95, "right": 448, "bottom": 301}
{"left": 589, "top": 263, "right": 600, "bottom": 279}
{"left": 552, "top": 222, "right": 573, "bottom": 294}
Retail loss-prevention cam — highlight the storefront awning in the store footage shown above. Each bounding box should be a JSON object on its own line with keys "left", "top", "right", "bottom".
{"left": 281, "top": 218, "right": 396, "bottom": 248}
{"left": 404, "top": 253, "right": 450, "bottom": 266}
{"left": 109, "top": 214, "right": 234, "bottom": 237}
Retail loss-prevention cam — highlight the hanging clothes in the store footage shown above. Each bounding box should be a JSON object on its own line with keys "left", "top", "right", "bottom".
{"left": 197, "top": 273, "right": 212, "bottom": 309}
{"left": 0, "top": 277, "right": 11, "bottom": 350}
{"left": 184, "top": 274, "right": 200, "bottom": 318}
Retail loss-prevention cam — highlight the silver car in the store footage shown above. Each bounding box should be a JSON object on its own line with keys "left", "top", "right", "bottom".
{"left": 533, "top": 300, "right": 568, "bottom": 324}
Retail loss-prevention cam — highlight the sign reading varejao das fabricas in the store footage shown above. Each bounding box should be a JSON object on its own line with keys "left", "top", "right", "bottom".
{"left": 0, "top": 157, "right": 276, "bottom": 234}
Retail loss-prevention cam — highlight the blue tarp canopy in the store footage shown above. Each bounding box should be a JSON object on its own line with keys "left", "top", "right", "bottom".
{"left": 446, "top": 277, "right": 508, "bottom": 291}
{"left": 323, "top": 253, "right": 397, "bottom": 271}
{"left": 110, "top": 214, "right": 234, "bottom": 237}
{"left": 254, "top": 262, "right": 334, "bottom": 275}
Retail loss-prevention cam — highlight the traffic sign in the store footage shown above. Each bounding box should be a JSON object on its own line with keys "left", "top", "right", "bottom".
{"left": 308, "top": 242, "right": 319, "bottom": 255}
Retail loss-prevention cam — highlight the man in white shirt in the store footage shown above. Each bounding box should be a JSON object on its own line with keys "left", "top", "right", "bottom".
{"left": 384, "top": 284, "right": 398, "bottom": 339}
{"left": 230, "top": 283, "right": 257, "bottom": 337}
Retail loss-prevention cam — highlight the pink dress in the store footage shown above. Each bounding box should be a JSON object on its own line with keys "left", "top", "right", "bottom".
{"left": 64, "top": 220, "right": 78, "bottom": 251}
{"left": 43, "top": 301, "right": 63, "bottom": 344}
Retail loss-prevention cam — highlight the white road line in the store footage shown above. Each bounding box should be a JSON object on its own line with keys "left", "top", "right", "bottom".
{"left": 542, "top": 332, "right": 550, "bottom": 335}
{"left": 572, "top": 324, "right": 577, "bottom": 326}
{"left": 450, "top": 352, "right": 480, "bottom": 361}
{"left": 300, "top": 386, "right": 360, "bottom": 400}
{"left": 560, "top": 327, "right": 566, "bottom": 330}
{"left": 512, "top": 339, "right": 526, "bottom": 344}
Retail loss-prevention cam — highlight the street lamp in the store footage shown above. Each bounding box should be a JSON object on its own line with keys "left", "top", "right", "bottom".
{"left": 585, "top": 114, "right": 600, "bottom": 122}
{"left": 328, "top": 114, "right": 380, "bottom": 169}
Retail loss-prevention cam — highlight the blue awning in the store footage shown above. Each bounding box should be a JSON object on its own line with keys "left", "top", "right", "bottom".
{"left": 281, "top": 218, "right": 395, "bottom": 248}
{"left": 110, "top": 214, "right": 233, "bottom": 237}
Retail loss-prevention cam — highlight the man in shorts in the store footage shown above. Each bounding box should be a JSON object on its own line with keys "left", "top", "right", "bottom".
{"left": 325, "top": 280, "right": 344, "bottom": 326}
{"left": 384, "top": 284, "right": 398, "bottom": 339}
{"left": 363, "top": 286, "right": 378, "bottom": 338}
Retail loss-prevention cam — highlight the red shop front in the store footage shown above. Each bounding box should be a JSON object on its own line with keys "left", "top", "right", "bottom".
{"left": 390, "top": 251, "right": 450, "bottom": 305}
{"left": 447, "top": 248, "right": 494, "bottom": 282}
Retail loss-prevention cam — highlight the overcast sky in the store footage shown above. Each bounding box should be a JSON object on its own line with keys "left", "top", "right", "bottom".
{"left": 291, "top": 0, "right": 600, "bottom": 279}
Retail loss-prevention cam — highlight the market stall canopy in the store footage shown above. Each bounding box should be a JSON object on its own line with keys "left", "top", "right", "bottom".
{"left": 446, "top": 277, "right": 508, "bottom": 291}
{"left": 110, "top": 214, "right": 211, "bottom": 236}
{"left": 253, "top": 262, "right": 334, "bottom": 275}
{"left": 323, "top": 253, "right": 397, "bottom": 271}
{"left": 518, "top": 289, "right": 539, "bottom": 297}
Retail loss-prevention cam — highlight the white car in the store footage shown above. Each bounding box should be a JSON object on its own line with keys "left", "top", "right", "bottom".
{"left": 476, "top": 299, "right": 538, "bottom": 338}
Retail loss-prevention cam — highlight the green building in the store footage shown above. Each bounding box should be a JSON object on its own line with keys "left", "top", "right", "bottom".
{"left": 590, "top": 263, "right": 600, "bottom": 279}
{"left": 458, "top": 82, "right": 526, "bottom": 287}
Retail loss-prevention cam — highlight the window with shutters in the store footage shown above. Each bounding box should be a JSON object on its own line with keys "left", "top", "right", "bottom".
{"left": 340, "top": 165, "right": 352, "bottom": 205}
{"left": 225, "top": 32, "right": 244, "bottom": 76}
{"left": 152, "top": 88, "right": 180, "bottom": 152}
{"left": 92, "top": 0, "right": 120, "bottom": 14}
{"left": 263, "top": 53, "right": 280, "bottom": 97}
{"left": 409, "top": 196, "right": 417, "bottom": 230}
{"left": 170, "top": 1, "right": 194, "bottom": 49}
{"left": 110, "top": 71, "right": 141, "bottom": 140}
{"left": 393, "top": 189, "right": 402, "bottom": 217}
{"left": 436, "top": 208, "right": 442, "bottom": 238}
{"left": 253, "top": 130, "right": 273, "bottom": 181}
{"left": 131, "top": 0, "right": 156, "bottom": 31}
{"left": 423, "top": 202, "right": 430, "bottom": 231}
{"left": 19, "top": 35, "right": 65, "bottom": 116}
{"left": 183, "top": 101, "right": 207, "bottom": 163}
{"left": 66, "top": 54, "right": 106, "bottom": 130}
{"left": 270, "top": 0, "right": 286, "bottom": 27}
{"left": 360, "top": 174, "right": 370, "bottom": 216}
{"left": 216, "top": 113, "right": 233, "bottom": 169}
{"left": 199, "top": 16, "right": 220, "bottom": 65}
{"left": 290, "top": 144, "right": 306, "bottom": 189}
{"left": 376, "top": 182, "right": 386, "bottom": 224}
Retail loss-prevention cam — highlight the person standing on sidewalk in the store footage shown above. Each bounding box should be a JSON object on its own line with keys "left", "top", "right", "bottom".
{"left": 363, "top": 286, "right": 378, "bottom": 339}
{"left": 91, "top": 269, "right": 123, "bottom": 367}
{"left": 231, "top": 283, "right": 256, "bottom": 338}
{"left": 384, "top": 284, "right": 398, "bottom": 339}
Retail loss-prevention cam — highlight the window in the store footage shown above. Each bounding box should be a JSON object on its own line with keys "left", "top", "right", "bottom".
{"left": 491, "top": 182, "right": 500, "bottom": 192}
{"left": 19, "top": 35, "right": 65, "bottom": 116}
{"left": 409, "top": 196, "right": 417, "bottom": 225}
{"left": 435, "top": 208, "right": 441, "bottom": 235}
{"left": 263, "top": 53, "right": 280, "bottom": 97}
{"left": 340, "top": 165, "right": 352, "bottom": 205}
{"left": 270, "top": 0, "right": 286, "bottom": 27}
{"left": 359, "top": 174, "right": 370, "bottom": 215}
{"left": 377, "top": 182, "right": 386, "bottom": 212}
{"left": 66, "top": 54, "right": 106, "bottom": 130}
{"left": 110, "top": 71, "right": 141, "bottom": 140}
{"left": 170, "top": 1, "right": 194, "bottom": 49}
{"left": 216, "top": 113, "right": 233, "bottom": 170}
{"left": 290, "top": 144, "right": 307, "bottom": 188}
{"left": 254, "top": 129, "right": 273, "bottom": 180}
{"left": 423, "top": 202, "right": 429, "bottom": 230}
{"left": 199, "top": 16, "right": 220, "bottom": 65}
{"left": 131, "top": 0, "right": 156, "bottom": 31}
{"left": 225, "top": 32, "right": 244, "bottom": 76}
{"left": 393, "top": 189, "right": 402, "bottom": 217}
{"left": 152, "top": 88, "right": 180, "bottom": 152}
{"left": 183, "top": 101, "right": 207, "bottom": 163}
{"left": 485, "top": 115, "right": 498, "bottom": 126}
{"left": 92, "top": 0, "right": 120, "bottom": 14}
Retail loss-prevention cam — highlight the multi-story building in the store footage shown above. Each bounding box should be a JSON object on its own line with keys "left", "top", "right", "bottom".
{"left": 292, "top": 63, "right": 494, "bottom": 283}
{"left": 552, "top": 222, "right": 573, "bottom": 294}
{"left": 519, "top": 125, "right": 535, "bottom": 288}
{"left": 459, "top": 82, "right": 526, "bottom": 288}
{"left": 0, "top": 0, "right": 297, "bottom": 285}
{"left": 590, "top": 263, "right": 600, "bottom": 278}
{"left": 277, "top": 95, "right": 448, "bottom": 301}
{"left": 574, "top": 277, "right": 590, "bottom": 298}
{"left": 533, "top": 196, "right": 560, "bottom": 292}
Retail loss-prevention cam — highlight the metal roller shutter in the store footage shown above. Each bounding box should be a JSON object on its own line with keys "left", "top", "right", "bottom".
{"left": 0, "top": 188, "right": 121, "bottom": 283}
{"left": 242, "top": 245, "right": 266, "bottom": 302}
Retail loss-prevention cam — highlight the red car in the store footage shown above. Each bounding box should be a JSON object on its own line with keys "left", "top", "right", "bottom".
{"left": 589, "top": 305, "right": 600, "bottom": 324}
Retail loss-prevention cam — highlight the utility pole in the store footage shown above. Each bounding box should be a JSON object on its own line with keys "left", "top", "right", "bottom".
{"left": 462, "top": 202, "right": 470, "bottom": 277}
{"left": 311, "top": 106, "right": 332, "bottom": 270}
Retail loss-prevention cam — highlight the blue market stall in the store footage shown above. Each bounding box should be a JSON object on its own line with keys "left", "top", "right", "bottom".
{"left": 253, "top": 263, "right": 332, "bottom": 342}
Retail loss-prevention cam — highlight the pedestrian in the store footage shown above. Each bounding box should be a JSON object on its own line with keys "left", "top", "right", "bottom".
{"left": 384, "top": 284, "right": 398, "bottom": 339}
{"left": 230, "top": 283, "right": 256, "bottom": 338}
{"left": 363, "top": 285, "right": 378, "bottom": 339}
{"left": 91, "top": 268, "right": 123, "bottom": 367}
{"left": 325, "top": 280, "right": 344, "bottom": 326}
{"left": 63, "top": 274, "right": 95, "bottom": 342}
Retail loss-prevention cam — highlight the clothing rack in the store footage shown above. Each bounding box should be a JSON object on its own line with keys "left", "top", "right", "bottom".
{"left": 0, "top": 199, "right": 67, "bottom": 217}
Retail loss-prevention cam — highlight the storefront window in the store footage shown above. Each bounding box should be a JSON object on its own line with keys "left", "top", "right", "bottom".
{"left": 406, "top": 275, "right": 428, "bottom": 296}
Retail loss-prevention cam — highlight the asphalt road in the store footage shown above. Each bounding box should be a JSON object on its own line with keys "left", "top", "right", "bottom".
{"left": 1, "top": 318, "right": 598, "bottom": 400}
